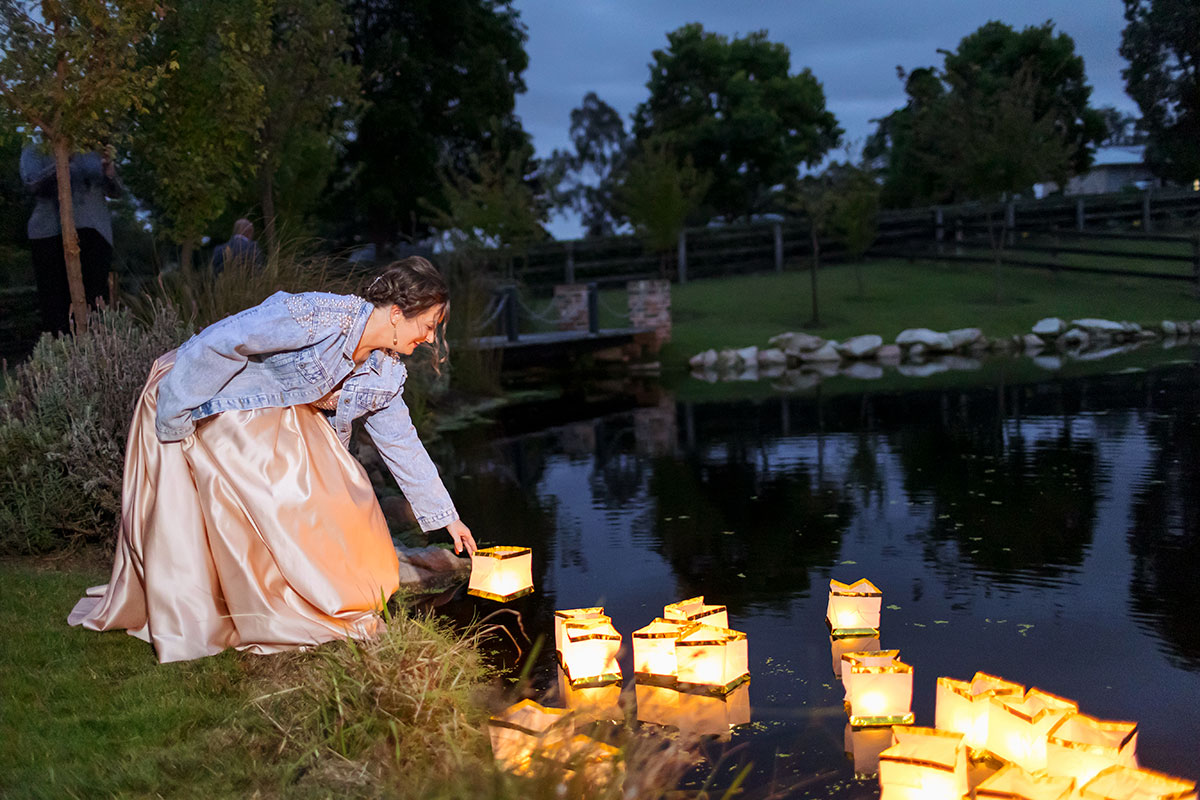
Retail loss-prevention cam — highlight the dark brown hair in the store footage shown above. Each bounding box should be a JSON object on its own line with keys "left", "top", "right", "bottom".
{"left": 363, "top": 256, "right": 450, "bottom": 371}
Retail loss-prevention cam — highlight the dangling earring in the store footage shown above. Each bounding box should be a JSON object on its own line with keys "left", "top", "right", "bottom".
{"left": 392, "top": 321, "right": 398, "bottom": 347}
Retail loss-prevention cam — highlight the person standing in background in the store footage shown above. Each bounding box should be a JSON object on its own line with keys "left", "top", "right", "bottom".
{"left": 211, "top": 217, "right": 261, "bottom": 276}
{"left": 19, "top": 143, "right": 121, "bottom": 334}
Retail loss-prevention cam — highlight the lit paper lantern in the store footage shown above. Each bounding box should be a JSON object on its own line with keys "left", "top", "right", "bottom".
{"left": 560, "top": 616, "right": 622, "bottom": 687}
{"left": 1079, "top": 765, "right": 1196, "bottom": 800}
{"left": 468, "top": 546, "right": 533, "bottom": 601}
{"left": 935, "top": 672, "right": 1025, "bottom": 752}
{"left": 663, "top": 595, "right": 729, "bottom": 629}
{"left": 827, "top": 579, "right": 882, "bottom": 636}
{"left": 975, "top": 763, "right": 1075, "bottom": 800}
{"left": 556, "top": 665, "right": 623, "bottom": 725}
{"left": 878, "top": 726, "right": 968, "bottom": 800}
{"left": 535, "top": 733, "right": 623, "bottom": 786}
{"left": 488, "top": 699, "right": 572, "bottom": 771}
{"left": 986, "top": 688, "right": 1079, "bottom": 772}
{"left": 674, "top": 623, "right": 749, "bottom": 694}
{"left": 832, "top": 634, "right": 880, "bottom": 678}
{"left": 635, "top": 682, "right": 751, "bottom": 738}
{"left": 844, "top": 722, "right": 894, "bottom": 778}
{"left": 1045, "top": 713, "right": 1138, "bottom": 784}
{"left": 554, "top": 607, "right": 607, "bottom": 659}
{"left": 842, "top": 650, "right": 914, "bottom": 727}
{"left": 632, "top": 617, "right": 690, "bottom": 684}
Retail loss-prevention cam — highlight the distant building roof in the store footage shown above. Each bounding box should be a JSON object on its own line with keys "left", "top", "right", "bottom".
{"left": 1093, "top": 145, "right": 1145, "bottom": 167}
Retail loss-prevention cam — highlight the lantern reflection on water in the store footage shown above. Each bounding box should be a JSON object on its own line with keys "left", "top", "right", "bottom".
{"left": 832, "top": 634, "right": 880, "bottom": 678}
{"left": 560, "top": 617, "right": 622, "bottom": 687}
{"left": 468, "top": 546, "right": 533, "bottom": 601}
{"left": 975, "top": 763, "right": 1075, "bottom": 800}
{"left": 827, "top": 579, "right": 882, "bottom": 635}
{"left": 986, "top": 688, "right": 1079, "bottom": 773}
{"left": 935, "top": 672, "right": 1026, "bottom": 752}
{"left": 554, "top": 607, "right": 607, "bottom": 660}
{"left": 844, "top": 723, "right": 894, "bottom": 778}
{"left": 487, "top": 699, "right": 572, "bottom": 771}
{"left": 535, "top": 733, "right": 623, "bottom": 786}
{"left": 663, "top": 596, "right": 728, "bottom": 629}
{"left": 878, "top": 726, "right": 968, "bottom": 800}
{"left": 1044, "top": 713, "right": 1139, "bottom": 784}
{"left": 632, "top": 617, "right": 690, "bottom": 684}
{"left": 674, "top": 623, "right": 750, "bottom": 694}
{"left": 635, "top": 682, "right": 751, "bottom": 737}
{"left": 1079, "top": 765, "right": 1197, "bottom": 800}
{"left": 842, "top": 650, "right": 914, "bottom": 727}
{"left": 556, "top": 666, "right": 623, "bottom": 725}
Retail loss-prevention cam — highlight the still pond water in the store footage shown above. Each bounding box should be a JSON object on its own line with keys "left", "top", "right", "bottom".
{"left": 440, "top": 353, "right": 1200, "bottom": 795}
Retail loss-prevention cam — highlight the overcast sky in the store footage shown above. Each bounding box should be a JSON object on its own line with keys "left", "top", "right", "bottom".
{"left": 511, "top": 0, "right": 1137, "bottom": 239}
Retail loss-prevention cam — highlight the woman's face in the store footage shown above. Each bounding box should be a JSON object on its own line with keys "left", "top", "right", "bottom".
{"left": 392, "top": 304, "right": 444, "bottom": 355}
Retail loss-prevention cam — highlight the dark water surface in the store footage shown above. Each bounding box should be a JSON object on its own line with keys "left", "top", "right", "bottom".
{"left": 443, "top": 355, "right": 1200, "bottom": 795}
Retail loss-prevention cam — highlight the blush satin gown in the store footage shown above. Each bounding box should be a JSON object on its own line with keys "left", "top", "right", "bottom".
{"left": 68, "top": 352, "right": 401, "bottom": 663}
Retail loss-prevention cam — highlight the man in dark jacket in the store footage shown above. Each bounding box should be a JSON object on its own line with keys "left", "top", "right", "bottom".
{"left": 211, "top": 218, "right": 261, "bottom": 275}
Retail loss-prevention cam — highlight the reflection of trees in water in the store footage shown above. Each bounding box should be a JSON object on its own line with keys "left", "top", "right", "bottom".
{"left": 890, "top": 387, "right": 1100, "bottom": 581}
{"left": 647, "top": 452, "right": 850, "bottom": 610}
{"left": 1128, "top": 410, "right": 1200, "bottom": 671}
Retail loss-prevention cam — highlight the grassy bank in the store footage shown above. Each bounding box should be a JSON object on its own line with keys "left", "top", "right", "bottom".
{"left": 592, "top": 256, "right": 1200, "bottom": 365}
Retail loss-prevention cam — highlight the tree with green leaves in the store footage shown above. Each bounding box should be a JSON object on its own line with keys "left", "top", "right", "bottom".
{"left": 633, "top": 23, "right": 841, "bottom": 222}
{"left": 788, "top": 174, "right": 836, "bottom": 326}
{"left": 1120, "top": 0, "right": 1200, "bottom": 183}
{"left": 546, "top": 92, "right": 632, "bottom": 238}
{"left": 617, "top": 138, "right": 710, "bottom": 279}
{"left": 337, "top": 0, "right": 532, "bottom": 249}
{"left": 866, "top": 20, "right": 1104, "bottom": 208}
{"left": 827, "top": 162, "right": 880, "bottom": 297}
{"left": 251, "top": 0, "right": 360, "bottom": 257}
{"left": 0, "top": 0, "right": 162, "bottom": 329}
{"left": 122, "top": 0, "right": 269, "bottom": 272}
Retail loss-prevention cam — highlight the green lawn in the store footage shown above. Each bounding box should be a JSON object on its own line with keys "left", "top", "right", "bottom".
{"left": 603, "top": 256, "right": 1200, "bottom": 365}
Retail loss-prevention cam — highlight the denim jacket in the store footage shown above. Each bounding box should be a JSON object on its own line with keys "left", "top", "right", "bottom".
{"left": 155, "top": 290, "right": 458, "bottom": 532}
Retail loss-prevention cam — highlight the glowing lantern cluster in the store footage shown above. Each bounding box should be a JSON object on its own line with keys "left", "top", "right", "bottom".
{"left": 986, "top": 688, "right": 1079, "bottom": 772}
{"left": 554, "top": 607, "right": 608, "bottom": 660}
{"left": 1044, "top": 713, "right": 1139, "bottom": 784}
{"left": 1078, "top": 765, "right": 1197, "bottom": 800}
{"left": 487, "top": 699, "right": 571, "bottom": 771}
{"left": 468, "top": 546, "right": 534, "bottom": 602}
{"left": 975, "top": 763, "right": 1075, "bottom": 800}
{"left": 878, "top": 726, "right": 968, "bottom": 800}
{"left": 827, "top": 579, "right": 882, "bottom": 636}
{"left": 632, "top": 617, "right": 690, "bottom": 684}
{"left": 935, "top": 672, "right": 1026, "bottom": 752}
{"left": 664, "top": 595, "right": 728, "bottom": 628}
{"left": 841, "top": 650, "right": 915, "bottom": 727}
{"left": 560, "top": 616, "right": 622, "bottom": 687}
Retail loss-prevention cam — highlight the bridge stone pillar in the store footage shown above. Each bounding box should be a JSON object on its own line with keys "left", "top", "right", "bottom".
{"left": 627, "top": 279, "right": 672, "bottom": 346}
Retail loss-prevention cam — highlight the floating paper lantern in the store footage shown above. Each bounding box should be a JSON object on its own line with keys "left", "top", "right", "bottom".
{"left": 986, "top": 688, "right": 1079, "bottom": 773}
{"left": 975, "top": 763, "right": 1075, "bottom": 800}
{"left": 1079, "top": 765, "right": 1196, "bottom": 800}
{"left": 842, "top": 650, "right": 914, "bottom": 727}
{"left": 1045, "top": 713, "right": 1138, "bottom": 784}
{"left": 935, "top": 672, "right": 1026, "bottom": 752}
{"left": 635, "top": 681, "right": 751, "bottom": 737}
{"left": 554, "top": 607, "right": 607, "bottom": 659}
{"left": 878, "top": 726, "right": 968, "bottom": 800}
{"left": 468, "top": 546, "right": 533, "bottom": 601}
{"left": 556, "top": 665, "right": 623, "bottom": 725}
{"left": 488, "top": 699, "right": 572, "bottom": 771}
{"left": 674, "top": 623, "right": 749, "bottom": 694}
{"left": 535, "top": 733, "right": 623, "bottom": 786}
{"left": 832, "top": 634, "right": 880, "bottom": 678}
{"left": 844, "top": 723, "right": 894, "bottom": 778}
{"left": 632, "top": 617, "right": 690, "bottom": 684}
{"left": 827, "top": 579, "right": 882, "bottom": 636}
{"left": 663, "top": 595, "right": 729, "bottom": 629}
{"left": 560, "top": 616, "right": 622, "bottom": 687}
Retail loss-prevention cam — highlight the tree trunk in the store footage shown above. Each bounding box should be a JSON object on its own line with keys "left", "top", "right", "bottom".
{"left": 180, "top": 237, "right": 195, "bottom": 273}
{"left": 809, "top": 227, "right": 821, "bottom": 325}
{"left": 855, "top": 261, "right": 865, "bottom": 298}
{"left": 261, "top": 166, "right": 277, "bottom": 262}
{"left": 52, "top": 136, "right": 88, "bottom": 332}
{"left": 986, "top": 209, "right": 1003, "bottom": 304}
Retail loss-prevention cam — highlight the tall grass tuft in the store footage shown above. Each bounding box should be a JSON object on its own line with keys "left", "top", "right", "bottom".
{"left": 0, "top": 304, "right": 190, "bottom": 553}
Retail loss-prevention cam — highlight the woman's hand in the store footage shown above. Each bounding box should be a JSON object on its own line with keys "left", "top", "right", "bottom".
{"left": 446, "top": 519, "right": 477, "bottom": 556}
